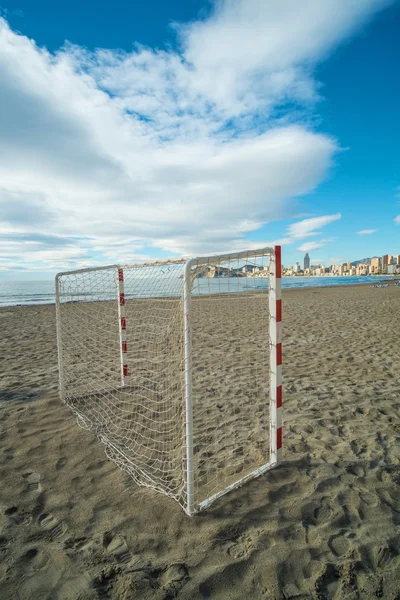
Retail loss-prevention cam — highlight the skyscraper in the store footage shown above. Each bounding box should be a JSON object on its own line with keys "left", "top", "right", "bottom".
{"left": 371, "top": 257, "right": 380, "bottom": 271}
{"left": 304, "top": 253, "right": 310, "bottom": 270}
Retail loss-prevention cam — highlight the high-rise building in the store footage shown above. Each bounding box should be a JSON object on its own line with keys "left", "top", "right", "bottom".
{"left": 382, "top": 255, "right": 389, "bottom": 266}
{"left": 388, "top": 255, "right": 394, "bottom": 265}
{"left": 371, "top": 257, "right": 380, "bottom": 271}
{"left": 397, "top": 254, "right": 400, "bottom": 265}
{"left": 304, "top": 253, "right": 310, "bottom": 270}
{"left": 357, "top": 264, "right": 368, "bottom": 275}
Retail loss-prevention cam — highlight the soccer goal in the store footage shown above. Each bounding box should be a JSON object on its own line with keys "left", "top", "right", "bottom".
{"left": 55, "top": 246, "right": 282, "bottom": 515}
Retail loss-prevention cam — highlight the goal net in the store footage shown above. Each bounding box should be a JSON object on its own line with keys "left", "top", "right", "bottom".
{"left": 55, "top": 246, "right": 282, "bottom": 515}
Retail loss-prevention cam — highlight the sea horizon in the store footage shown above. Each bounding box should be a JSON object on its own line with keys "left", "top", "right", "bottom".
{"left": 0, "top": 275, "right": 395, "bottom": 308}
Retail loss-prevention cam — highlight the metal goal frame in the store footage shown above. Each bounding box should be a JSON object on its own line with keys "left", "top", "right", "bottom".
{"left": 55, "top": 245, "right": 282, "bottom": 516}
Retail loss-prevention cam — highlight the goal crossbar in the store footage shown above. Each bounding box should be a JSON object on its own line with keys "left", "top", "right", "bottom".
{"left": 55, "top": 246, "right": 275, "bottom": 278}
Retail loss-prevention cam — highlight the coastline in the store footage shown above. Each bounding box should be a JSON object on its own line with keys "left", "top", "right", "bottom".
{"left": 0, "top": 276, "right": 398, "bottom": 309}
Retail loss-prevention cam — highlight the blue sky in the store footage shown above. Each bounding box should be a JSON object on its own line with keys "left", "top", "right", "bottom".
{"left": 0, "top": 0, "right": 399, "bottom": 279}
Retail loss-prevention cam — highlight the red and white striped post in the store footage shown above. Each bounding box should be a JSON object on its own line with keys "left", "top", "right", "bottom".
{"left": 269, "top": 245, "right": 282, "bottom": 465}
{"left": 117, "top": 267, "right": 128, "bottom": 386}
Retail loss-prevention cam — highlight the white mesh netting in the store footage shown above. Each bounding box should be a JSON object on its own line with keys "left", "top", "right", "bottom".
{"left": 56, "top": 251, "right": 272, "bottom": 513}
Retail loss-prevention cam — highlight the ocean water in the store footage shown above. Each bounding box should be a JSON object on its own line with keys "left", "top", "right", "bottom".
{"left": 0, "top": 276, "right": 383, "bottom": 308}
{"left": 0, "top": 280, "right": 56, "bottom": 307}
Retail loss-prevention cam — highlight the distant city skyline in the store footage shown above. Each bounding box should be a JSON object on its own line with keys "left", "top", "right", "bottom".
{"left": 299, "top": 252, "right": 400, "bottom": 268}
{"left": 283, "top": 251, "right": 400, "bottom": 277}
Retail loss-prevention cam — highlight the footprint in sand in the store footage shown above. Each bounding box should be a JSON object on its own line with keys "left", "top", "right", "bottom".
{"left": 22, "top": 548, "right": 40, "bottom": 562}
{"left": 378, "top": 489, "right": 400, "bottom": 513}
{"left": 65, "top": 536, "right": 94, "bottom": 553}
{"left": 350, "top": 440, "right": 366, "bottom": 458}
{"left": 313, "top": 497, "right": 332, "bottom": 524}
{"left": 227, "top": 540, "right": 251, "bottom": 559}
{"left": 160, "top": 563, "right": 189, "bottom": 595}
{"left": 55, "top": 457, "right": 67, "bottom": 471}
{"left": 38, "top": 513, "right": 68, "bottom": 539}
{"left": 21, "top": 547, "right": 50, "bottom": 574}
{"left": 105, "top": 534, "right": 132, "bottom": 563}
{"left": 328, "top": 532, "right": 350, "bottom": 557}
{"left": 377, "top": 466, "right": 400, "bottom": 485}
{"left": 24, "top": 472, "right": 41, "bottom": 492}
{"left": 4, "top": 506, "right": 18, "bottom": 516}
{"left": 372, "top": 545, "right": 394, "bottom": 568}
{"left": 5, "top": 506, "right": 32, "bottom": 525}
{"left": 345, "top": 463, "right": 365, "bottom": 478}
{"left": 358, "top": 489, "right": 378, "bottom": 508}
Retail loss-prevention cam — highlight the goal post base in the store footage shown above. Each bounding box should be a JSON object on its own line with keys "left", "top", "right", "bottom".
{"left": 194, "top": 459, "right": 281, "bottom": 516}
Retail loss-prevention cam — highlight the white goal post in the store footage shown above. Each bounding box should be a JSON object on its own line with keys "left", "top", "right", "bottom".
{"left": 55, "top": 246, "right": 282, "bottom": 515}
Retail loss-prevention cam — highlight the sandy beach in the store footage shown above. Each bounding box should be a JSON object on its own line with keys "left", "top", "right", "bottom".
{"left": 0, "top": 283, "right": 399, "bottom": 600}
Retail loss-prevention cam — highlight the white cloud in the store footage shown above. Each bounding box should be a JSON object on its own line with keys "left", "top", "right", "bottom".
{"left": 394, "top": 215, "right": 400, "bottom": 225}
{"left": 0, "top": 0, "right": 392, "bottom": 271}
{"left": 298, "top": 241, "right": 328, "bottom": 252}
{"left": 356, "top": 229, "right": 376, "bottom": 235}
{"left": 287, "top": 213, "right": 342, "bottom": 240}
{"left": 178, "top": 0, "right": 389, "bottom": 115}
